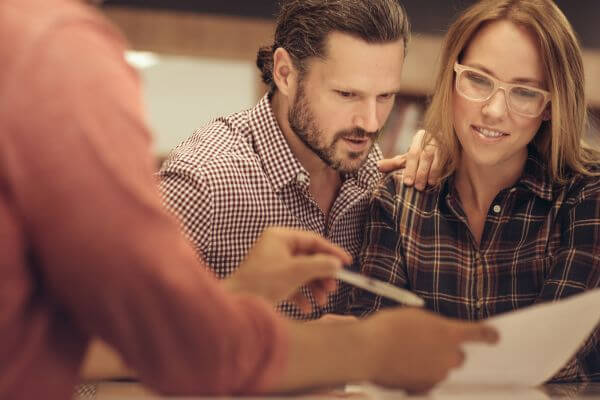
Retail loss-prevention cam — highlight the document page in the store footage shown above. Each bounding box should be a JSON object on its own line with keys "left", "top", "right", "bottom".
{"left": 442, "top": 289, "right": 600, "bottom": 386}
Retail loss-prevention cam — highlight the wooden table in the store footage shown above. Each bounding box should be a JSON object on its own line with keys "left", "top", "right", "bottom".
{"left": 75, "top": 381, "right": 600, "bottom": 399}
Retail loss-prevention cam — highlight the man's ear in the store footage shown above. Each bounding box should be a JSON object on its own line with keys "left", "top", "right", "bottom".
{"left": 272, "top": 47, "right": 299, "bottom": 98}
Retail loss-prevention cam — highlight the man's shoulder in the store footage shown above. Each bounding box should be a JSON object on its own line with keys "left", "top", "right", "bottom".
{"left": 373, "top": 171, "right": 442, "bottom": 212}
{"left": 161, "top": 110, "right": 258, "bottom": 177}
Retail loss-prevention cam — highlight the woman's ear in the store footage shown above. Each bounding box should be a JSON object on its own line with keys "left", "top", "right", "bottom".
{"left": 542, "top": 107, "right": 551, "bottom": 121}
{"left": 272, "top": 47, "right": 299, "bottom": 98}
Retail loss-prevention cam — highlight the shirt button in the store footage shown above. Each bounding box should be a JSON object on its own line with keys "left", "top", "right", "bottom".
{"left": 493, "top": 204, "right": 501, "bottom": 213}
{"left": 476, "top": 299, "right": 483, "bottom": 309}
{"left": 296, "top": 172, "right": 309, "bottom": 184}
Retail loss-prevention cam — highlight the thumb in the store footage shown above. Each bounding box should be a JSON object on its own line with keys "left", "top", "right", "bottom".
{"left": 287, "top": 254, "right": 343, "bottom": 286}
{"left": 453, "top": 322, "right": 499, "bottom": 344}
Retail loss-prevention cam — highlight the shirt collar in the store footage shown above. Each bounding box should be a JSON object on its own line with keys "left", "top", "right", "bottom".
{"left": 517, "top": 146, "right": 554, "bottom": 201}
{"left": 249, "top": 94, "right": 382, "bottom": 193}
{"left": 249, "top": 94, "right": 306, "bottom": 193}
{"left": 441, "top": 145, "right": 555, "bottom": 203}
{"left": 341, "top": 147, "right": 383, "bottom": 191}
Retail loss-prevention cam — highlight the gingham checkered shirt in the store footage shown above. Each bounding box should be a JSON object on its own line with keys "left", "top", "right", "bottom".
{"left": 159, "top": 94, "right": 382, "bottom": 319}
{"left": 350, "top": 147, "right": 600, "bottom": 382}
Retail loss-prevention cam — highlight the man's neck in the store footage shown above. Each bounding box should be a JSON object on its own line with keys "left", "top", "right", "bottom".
{"left": 270, "top": 92, "right": 342, "bottom": 216}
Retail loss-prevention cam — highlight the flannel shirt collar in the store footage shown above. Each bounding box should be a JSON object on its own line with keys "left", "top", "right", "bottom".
{"left": 442, "top": 145, "right": 555, "bottom": 204}
{"left": 249, "top": 94, "right": 382, "bottom": 193}
{"left": 517, "top": 146, "right": 555, "bottom": 202}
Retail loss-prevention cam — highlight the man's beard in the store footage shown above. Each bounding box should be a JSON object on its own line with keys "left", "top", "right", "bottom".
{"left": 288, "top": 83, "right": 379, "bottom": 173}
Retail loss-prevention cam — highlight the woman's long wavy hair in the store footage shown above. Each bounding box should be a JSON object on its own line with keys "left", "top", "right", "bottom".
{"left": 424, "top": 0, "right": 599, "bottom": 184}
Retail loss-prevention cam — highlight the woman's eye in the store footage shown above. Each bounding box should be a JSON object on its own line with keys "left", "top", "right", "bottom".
{"left": 512, "top": 87, "right": 540, "bottom": 99}
{"left": 466, "top": 72, "right": 492, "bottom": 87}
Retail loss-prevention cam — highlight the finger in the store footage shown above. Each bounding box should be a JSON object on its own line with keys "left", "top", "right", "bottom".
{"left": 402, "top": 149, "right": 419, "bottom": 186}
{"left": 311, "top": 286, "right": 328, "bottom": 307}
{"left": 453, "top": 322, "right": 499, "bottom": 344}
{"left": 427, "top": 151, "right": 442, "bottom": 186}
{"left": 376, "top": 154, "right": 407, "bottom": 173}
{"left": 308, "top": 279, "right": 337, "bottom": 306}
{"left": 306, "top": 281, "right": 328, "bottom": 306}
{"left": 273, "top": 255, "right": 344, "bottom": 302}
{"left": 274, "top": 229, "right": 352, "bottom": 264}
{"left": 403, "top": 130, "right": 426, "bottom": 186}
{"left": 413, "top": 147, "right": 434, "bottom": 191}
{"left": 290, "top": 292, "right": 313, "bottom": 314}
{"left": 289, "top": 255, "right": 344, "bottom": 284}
{"left": 322, "top": 277, "right": 338, "bottom": 292}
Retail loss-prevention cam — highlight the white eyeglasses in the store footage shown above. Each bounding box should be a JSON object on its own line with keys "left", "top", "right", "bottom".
{"left": 454, "top": 62, "right": 551, "bottom": 118}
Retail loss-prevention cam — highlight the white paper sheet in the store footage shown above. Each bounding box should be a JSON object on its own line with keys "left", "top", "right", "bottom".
{"left": 442, "top": 288, "right": 600, "bottom": 386}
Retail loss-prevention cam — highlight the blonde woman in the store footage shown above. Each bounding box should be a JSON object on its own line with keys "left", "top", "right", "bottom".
{"left": 351, "top": 0, "right": 600, "bottom": 382}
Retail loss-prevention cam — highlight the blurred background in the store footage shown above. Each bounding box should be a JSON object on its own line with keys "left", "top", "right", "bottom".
{"left": 99, "top": 0, "right": 600, "bottom": 157}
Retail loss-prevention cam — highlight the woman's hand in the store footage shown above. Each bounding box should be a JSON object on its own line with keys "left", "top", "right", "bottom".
{"left": 377, "top": 130, "right": 441, "bottom": 190}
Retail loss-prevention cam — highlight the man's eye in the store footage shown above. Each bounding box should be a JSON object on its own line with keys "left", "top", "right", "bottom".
{"left": 378, "top": 93, "right": 396, "bottom": 101}
{"left": 337, "top": 91, "right": 355, "bottom": 98}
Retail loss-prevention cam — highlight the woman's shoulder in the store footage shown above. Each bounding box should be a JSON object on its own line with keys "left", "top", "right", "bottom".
{"left": 561, "top": 164, "right": 600, "bottom": 205}
{"left": 373, "top": 171, "right": 443, "bottom": 212}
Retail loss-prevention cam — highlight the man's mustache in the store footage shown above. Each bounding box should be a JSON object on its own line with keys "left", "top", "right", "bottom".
{"left": 335, "top": 127, "right": 380, "bottom": 141}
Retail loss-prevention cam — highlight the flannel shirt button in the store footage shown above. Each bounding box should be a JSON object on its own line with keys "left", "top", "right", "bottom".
{"left": 493, "top": 204, "right": 501, "bottom": 213}
{"left": 476, "top": 299, "right": 483, "bottom": 309}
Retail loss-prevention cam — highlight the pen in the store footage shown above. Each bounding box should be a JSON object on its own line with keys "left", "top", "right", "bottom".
{"left": 335, "top": 269, "right": 425, "bottom": 307}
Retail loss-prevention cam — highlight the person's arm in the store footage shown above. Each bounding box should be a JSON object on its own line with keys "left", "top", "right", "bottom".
{"left": 5, "top": 20, "right": 290, "bottom": 395}
{"left": 273, "top": 308, "right": 498, "bottom": 394}
{"left": 348, "top": 174, "right": 410, "bottom": 317}
{"left": 535, "top": 182, "right": 600, "bottom": 382}
{"left": 158, "top": 160, "right": 214, "bottom": 263}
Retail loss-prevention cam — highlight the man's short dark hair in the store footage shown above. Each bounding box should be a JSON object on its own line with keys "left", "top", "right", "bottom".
{"left": 256, "top": 0, "right": 410, "bottom": 93}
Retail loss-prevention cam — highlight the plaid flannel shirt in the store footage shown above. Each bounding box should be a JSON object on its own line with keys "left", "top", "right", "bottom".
{"left": 350, "top": 148, "right": 600, "bottom": 382}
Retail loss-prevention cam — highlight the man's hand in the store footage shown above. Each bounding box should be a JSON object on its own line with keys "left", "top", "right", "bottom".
{"left": 224, "top": 228, "right": 352, "bottom": 313}
{"left": 365, "top": 308, "right": 499, "bottom": 392}
{"left": 272, "top": 307, "right": 498, "bottom": 394}
{"left": 377, "top": 130, "right": 441, "bottom": 190}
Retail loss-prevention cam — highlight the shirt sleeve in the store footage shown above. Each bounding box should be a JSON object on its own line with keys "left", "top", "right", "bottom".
{"left": 2, "top": 19, "right": 287, "bottom": 395}
{"left": 159, "top": 159, "right": 213, "bottom": 263}
{"left": 536, "top": 180, "right": 600, "bottom": 382}
{"left": 348, "top": 174, "right": 409, "bottom": 317}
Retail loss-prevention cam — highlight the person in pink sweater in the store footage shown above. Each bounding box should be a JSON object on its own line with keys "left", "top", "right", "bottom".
{"left": 0, "top": 0, "right": 498, "bottom": 398}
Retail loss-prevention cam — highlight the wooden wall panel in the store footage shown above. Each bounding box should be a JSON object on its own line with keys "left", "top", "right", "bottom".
{"left": 103, "top": 6, "right": 600, "bottom": 107}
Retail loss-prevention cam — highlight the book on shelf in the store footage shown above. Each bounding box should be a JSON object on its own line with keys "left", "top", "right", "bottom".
{"left": 379, "top": 95, "right": 426, "bottom": 158}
